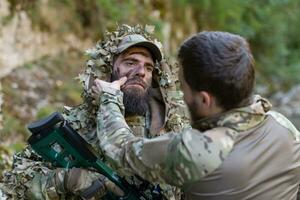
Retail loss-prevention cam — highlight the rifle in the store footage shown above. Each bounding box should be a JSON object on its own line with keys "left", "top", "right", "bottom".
{"left": 27, "top": 112, "right": 162, "bottom": 200}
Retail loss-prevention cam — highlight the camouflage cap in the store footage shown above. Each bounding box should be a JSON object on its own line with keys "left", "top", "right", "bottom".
{"left": 117, "top": 34, "right": 162, "bottom": 62}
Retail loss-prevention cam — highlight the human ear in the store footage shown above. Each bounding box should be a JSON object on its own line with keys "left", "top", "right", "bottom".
{"left": 197, "top": 91, "right": 212, "bottom": 108}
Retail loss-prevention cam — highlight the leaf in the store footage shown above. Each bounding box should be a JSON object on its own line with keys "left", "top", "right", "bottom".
{"left": 99, "top": 49, "right": 108, "bottom": 56}
{"left": 145, "top": 25, "right": 155, "bottom": 34}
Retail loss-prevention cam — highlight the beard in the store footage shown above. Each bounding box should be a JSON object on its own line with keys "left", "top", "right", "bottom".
{"left": 186, "top": 98, "right": 201, "bottom": 123}
{"left": 111, "top": 73, "right": 151, "bottom": 116}
{"left": 123, "top": 85, "right": 150, "bottom": 116}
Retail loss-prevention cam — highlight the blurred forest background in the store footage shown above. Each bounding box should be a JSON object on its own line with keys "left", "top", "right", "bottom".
{"left": 1, "top": 0, "right": 300, "bottom": 158}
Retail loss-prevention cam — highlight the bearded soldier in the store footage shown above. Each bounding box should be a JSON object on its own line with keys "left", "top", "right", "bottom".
{"left": 0, "top": 24, "right": 189, "bottom": 200}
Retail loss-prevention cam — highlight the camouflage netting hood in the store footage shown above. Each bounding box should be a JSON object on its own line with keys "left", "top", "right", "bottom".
{"left": 79, "top": 24, "right": 165, "bottom": 99}
{"left": 69, "top": 24, "right": 189, "bottom": 135}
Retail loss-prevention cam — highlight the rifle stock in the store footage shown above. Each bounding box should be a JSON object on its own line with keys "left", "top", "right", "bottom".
{"left": 27, "top": 112, "right": 146, "bottom": 200}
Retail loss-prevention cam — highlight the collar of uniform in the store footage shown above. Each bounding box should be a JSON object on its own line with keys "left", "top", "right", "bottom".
{"left": 192, "top": 95, "right": 272, "bottom": 132}
{"left": 125, "top": 115, "right": 149, "bottom": 138}
{"left": 125, "top": 115, "right": 146, "bottom": 127}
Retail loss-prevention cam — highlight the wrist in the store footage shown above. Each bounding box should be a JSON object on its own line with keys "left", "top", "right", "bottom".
{"left": 98, "top": 88, "right": 124, "bottom": 106}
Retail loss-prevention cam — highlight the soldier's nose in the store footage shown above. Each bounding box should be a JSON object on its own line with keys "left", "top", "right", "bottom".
{"left": 134, "top": 65, "right": 145, "bottom": 77}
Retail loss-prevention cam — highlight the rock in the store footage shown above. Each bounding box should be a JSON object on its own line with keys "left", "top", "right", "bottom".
{"left": 270, "top": 84, "right": 300, "bottom": 129}
{"left": 0, "top": 0, "right": 91, "bottom": 79}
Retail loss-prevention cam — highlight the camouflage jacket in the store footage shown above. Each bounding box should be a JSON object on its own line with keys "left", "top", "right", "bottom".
{"left": 0, "top": 25, "right": 189, "bottom": 200}
{"left": 96, "top": 88, "right": 300, "bottom": 199}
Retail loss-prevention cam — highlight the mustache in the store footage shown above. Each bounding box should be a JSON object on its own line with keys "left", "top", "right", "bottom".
{"left": 123, "top": 77, "right": 147, "bottom": 89}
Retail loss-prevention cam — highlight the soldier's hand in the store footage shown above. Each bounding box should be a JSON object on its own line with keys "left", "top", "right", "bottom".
{"left": 92, "top": 77, "right": 127, "bottom": 95}
{"left": 55, "top": 168, "right": 124, "bottom": 199}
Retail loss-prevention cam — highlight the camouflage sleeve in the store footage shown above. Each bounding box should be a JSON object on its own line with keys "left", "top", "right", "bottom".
{"left": 0, "top": 146, "right": 66, "bottom": 199}
{"left": 0, "top": 106, "right": 92, "bottom": 200}
{"left": 97, "top": 87, "right": 236, "bottom": 187}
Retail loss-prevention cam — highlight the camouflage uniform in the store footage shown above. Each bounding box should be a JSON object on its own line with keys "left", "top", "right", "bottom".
{"left": 0, "top": 25, "right": 189, "bottom": 199}
{"left": 96, "top": 86, "right": 300, "bottom": 200}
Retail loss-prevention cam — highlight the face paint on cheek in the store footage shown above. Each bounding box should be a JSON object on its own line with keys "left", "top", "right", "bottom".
{"left": 115, "top": 68, "right": 121, "bottom": 78}
{"left": 112, "top": 67, "right": 122, "bottom": 82}
{"left": 124, "top": 69, "right": 136, "bottom": 79}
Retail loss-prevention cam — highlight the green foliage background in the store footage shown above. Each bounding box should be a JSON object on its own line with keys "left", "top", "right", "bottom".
{"left": 2, "top": 0, "right": 300, "bottom": 149}
{"left": 6, "top": 0, "right": 300, "bottom": 89}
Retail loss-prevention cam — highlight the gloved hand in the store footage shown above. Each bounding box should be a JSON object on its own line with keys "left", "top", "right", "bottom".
{"left": 55, "top": 168, "right": 124, "bottom": 199}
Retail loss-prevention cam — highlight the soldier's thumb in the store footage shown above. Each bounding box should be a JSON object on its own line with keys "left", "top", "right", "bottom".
{"left": 118, "top": 77, "right": 127, "bottom": 86}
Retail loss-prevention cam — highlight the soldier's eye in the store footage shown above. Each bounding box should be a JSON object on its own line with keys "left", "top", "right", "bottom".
{"left": 125, "top": 61, "right": 135, "bottom": 67}
{"left": 145, "top": 66, "right": 153, "bottom": 73}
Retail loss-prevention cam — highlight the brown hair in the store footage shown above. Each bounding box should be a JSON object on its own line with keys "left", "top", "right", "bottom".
{"left": 178, "top": 31, "right": 255, "bottom": 110}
